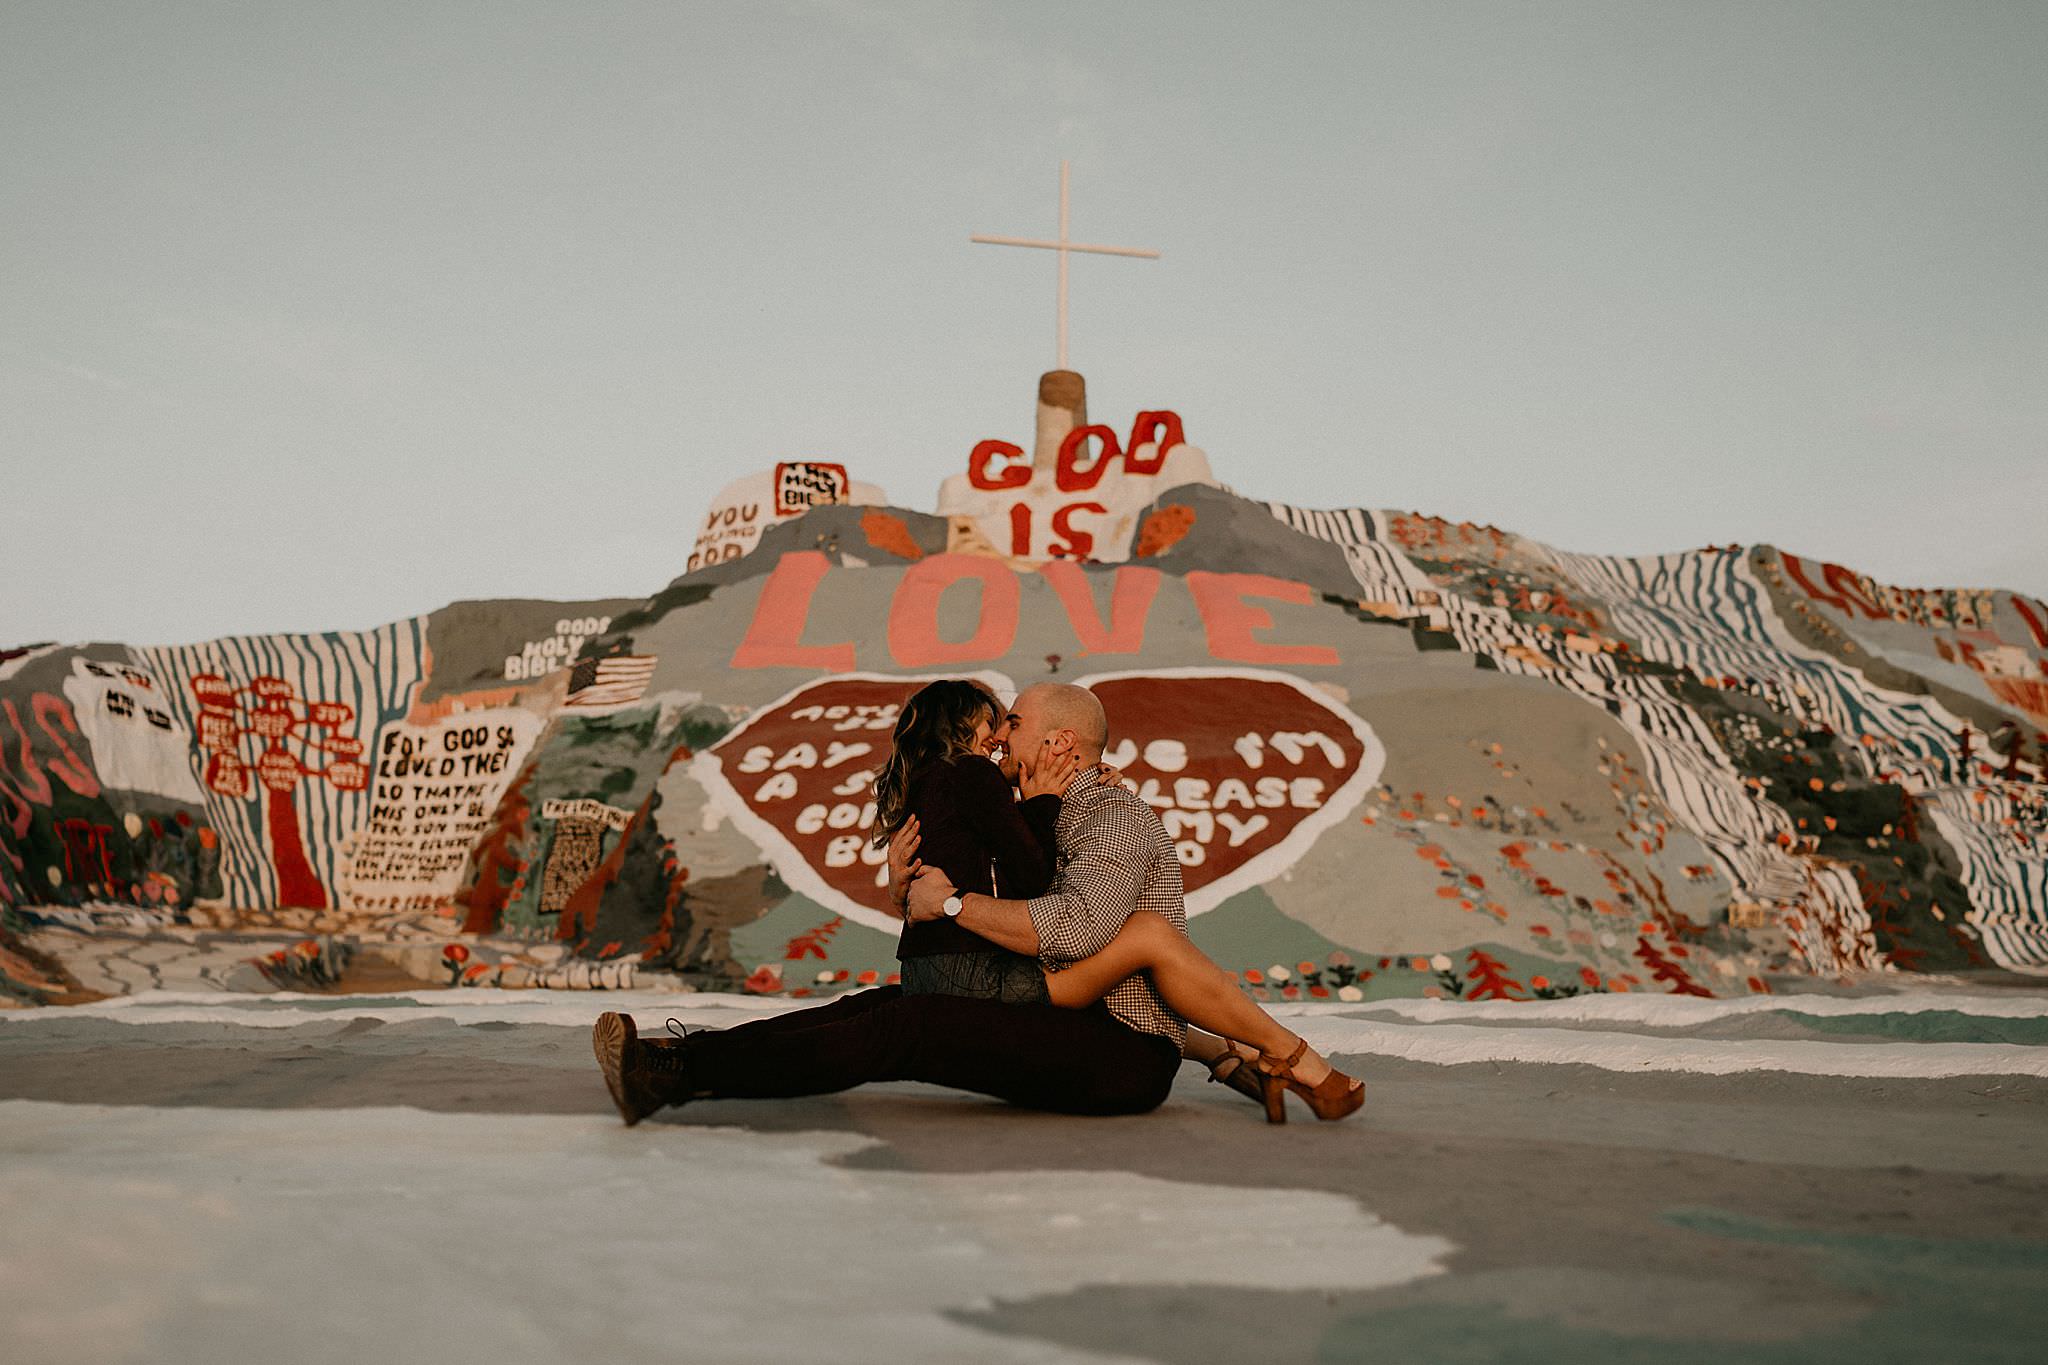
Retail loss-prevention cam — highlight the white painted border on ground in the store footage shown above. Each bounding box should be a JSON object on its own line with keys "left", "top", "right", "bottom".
{"left": 11, "top": 988, "right": 2047, "bottom": 1079}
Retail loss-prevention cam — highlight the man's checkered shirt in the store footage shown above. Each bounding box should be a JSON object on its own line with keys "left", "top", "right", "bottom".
{"left": 1026, "top": 768, "right": 1189, "bottom": 1048}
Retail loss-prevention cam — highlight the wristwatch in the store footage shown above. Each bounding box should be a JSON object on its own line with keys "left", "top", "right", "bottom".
{"left": 942, "top": 895, "right": 964, "bottom": 918}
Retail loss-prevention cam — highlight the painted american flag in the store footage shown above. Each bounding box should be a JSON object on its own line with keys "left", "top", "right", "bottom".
{"left": 564, "top": 654, "right": 657, "bottom": 708}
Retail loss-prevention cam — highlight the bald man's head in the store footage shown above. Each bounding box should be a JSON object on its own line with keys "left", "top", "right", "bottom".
{"left": 1011, "top": 682, "right": 1109, "bottom": 766}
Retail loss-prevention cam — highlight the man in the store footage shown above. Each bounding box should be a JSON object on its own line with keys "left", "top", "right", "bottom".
{"left": 593, "top": 682, "right": 1221, "bottom": 1122}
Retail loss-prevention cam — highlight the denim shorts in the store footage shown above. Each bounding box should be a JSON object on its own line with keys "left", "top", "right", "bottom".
{"left": 900, "top": 950, "right": 1050, "bottom": 1005}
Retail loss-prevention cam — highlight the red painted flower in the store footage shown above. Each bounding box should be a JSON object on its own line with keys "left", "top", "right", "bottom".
{"left": 1579, "top": 966, "right": 1601, "bottom": 988}
{"left": 463, "top": 963, "right": 491, "bottom": 981}
{"left": 443, "top": 943, "right": 470, "bottom": 964}
{"left": 1243, "top": 969, "right": 1265, "bottom": 985}
{"left": 742, "top": 964, "right": 784, "bottom": 994}
{"left": 1308, "top": 985, "right": 1330, "bottom": 999}
{"left": 1281, "top": 985, "right": 1300, "bottom": 999}
{"left": 856, "top": 969, "right": 879, "bottom": 985}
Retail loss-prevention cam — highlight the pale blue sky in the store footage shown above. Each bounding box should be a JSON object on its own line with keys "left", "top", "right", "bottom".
{"left": 4, "top": 1, "right": 2044, "bottom": 647}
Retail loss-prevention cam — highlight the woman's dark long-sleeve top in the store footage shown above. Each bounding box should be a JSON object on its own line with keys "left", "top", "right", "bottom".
{"left": 896, "top": 754, "right": 1061, "bottom": 960}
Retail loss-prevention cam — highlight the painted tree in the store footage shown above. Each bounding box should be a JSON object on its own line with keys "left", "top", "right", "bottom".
{"left": 1463, "top": 948, "right": 1525, "bottom": 1001}
{"left": 457, "top": 765, "right": 533, "bottom": 935}
{"left": 783, "top": 915, "right": 844, "bottom": 961}
{"left": 1633, "top": 935, "right": 1713, "bottom": 996}
{"left": 189, "top": 673, "right": 366, "bottom": 909}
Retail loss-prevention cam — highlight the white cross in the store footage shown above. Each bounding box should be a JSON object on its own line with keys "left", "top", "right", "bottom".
{"left": 971, "top": 160, "right": 1160, "bottom": 371}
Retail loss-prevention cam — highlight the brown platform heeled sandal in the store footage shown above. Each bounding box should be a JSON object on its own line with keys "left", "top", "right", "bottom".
{"left": 1255, "top": 1037, "right": 1365, "bottom": 1125}
{"left": 1205, "top": 1040, "right": 1268, "bottom": 1106}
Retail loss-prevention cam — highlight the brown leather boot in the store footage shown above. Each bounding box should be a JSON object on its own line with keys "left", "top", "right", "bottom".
{"left": 593, "top": 1012, "right": 692, "bottom": 1126}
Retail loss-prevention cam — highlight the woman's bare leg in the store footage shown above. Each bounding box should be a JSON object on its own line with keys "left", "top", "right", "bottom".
{"left": 1181, "top": 1027, "right": 1234, "bottom": 1066}
{"left": 1044, "top": 912, "right": 1332, "bottom": 1086}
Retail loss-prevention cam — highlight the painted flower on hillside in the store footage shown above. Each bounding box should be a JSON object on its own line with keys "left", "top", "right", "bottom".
{"left": 742, "top": 964, "right": 784, "bottom": 994}
{"left": 1337, "top": 985, "right": 1364, "bottom": 1003}
{"left": 441, "top": 942, "right": 475, "bottom": 985}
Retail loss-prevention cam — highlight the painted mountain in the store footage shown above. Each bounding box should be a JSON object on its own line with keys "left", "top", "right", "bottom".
{"left": 5, "top": 376, "right": 2045, "bottom": 1007}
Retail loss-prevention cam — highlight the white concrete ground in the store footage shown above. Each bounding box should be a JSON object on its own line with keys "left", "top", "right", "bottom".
{"left": 4, "top": 985, "right": 2047, "bottom": 1365}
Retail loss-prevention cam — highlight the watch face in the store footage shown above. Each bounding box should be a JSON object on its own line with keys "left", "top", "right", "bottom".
{"left": 943, "top": 896, "right": 963, "bottom": 917}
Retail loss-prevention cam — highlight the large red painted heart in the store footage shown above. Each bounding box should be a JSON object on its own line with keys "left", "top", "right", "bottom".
{"left": 1075, "top": 669, "right": 1381, "bottom": 912}
{"left": 695, "top": 669, "right": 1381, "bottom": 930}
{"left": 695, "top": 675, "right": 958, "bottom": 931}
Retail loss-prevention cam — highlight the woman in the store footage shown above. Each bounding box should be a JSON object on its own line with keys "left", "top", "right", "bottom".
{"left": 872, "top": 679, "right": 1074, "bottom": 1003}
{"left": 874, "top": 679, "right": 1362, "bottom": 1124}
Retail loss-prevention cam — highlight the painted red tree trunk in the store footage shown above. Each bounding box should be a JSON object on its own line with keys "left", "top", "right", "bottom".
{"left": 265, "top": 788, "right": 327, "bottom": 909}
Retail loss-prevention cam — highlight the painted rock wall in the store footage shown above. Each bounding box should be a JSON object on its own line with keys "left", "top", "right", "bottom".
{"left": 5, "top": 436, "right": 2046, "bottom": 1007}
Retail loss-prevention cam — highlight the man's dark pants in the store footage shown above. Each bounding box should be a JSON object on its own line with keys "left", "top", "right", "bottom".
{"left": 682, "top": 986, "right": 1180, "bottom": 1115}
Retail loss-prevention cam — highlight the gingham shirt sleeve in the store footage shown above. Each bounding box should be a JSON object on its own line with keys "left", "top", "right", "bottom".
{"left": 1027, "top": 776, "right": 1189, "bottom": 1047}
{"left": 1025, "top": 796, "right": 1155, "bottom": 963}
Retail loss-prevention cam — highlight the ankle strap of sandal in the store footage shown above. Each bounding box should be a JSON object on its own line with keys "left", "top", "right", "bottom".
{"left": 1259, "top": 1036, "right": 1308, "bottom": 1073}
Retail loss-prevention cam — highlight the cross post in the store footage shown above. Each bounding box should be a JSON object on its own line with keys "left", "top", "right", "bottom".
{"left": 971, "top": 161, "right": 1160, "bottom": 370}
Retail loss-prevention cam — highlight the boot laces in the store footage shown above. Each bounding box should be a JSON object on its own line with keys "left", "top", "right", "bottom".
{"left": 642, "top": 1018, "right": 692, "bottom": 1074}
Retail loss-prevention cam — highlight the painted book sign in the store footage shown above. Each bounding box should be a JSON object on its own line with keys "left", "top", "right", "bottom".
{"left": 694, "top": 669, "right": 1381, "bottom": 933}
{"left": 774, "top": 461, "right": 850, "bottom": 515}
{"left": 687, "top": 463, "right": 888, "bottom": 573}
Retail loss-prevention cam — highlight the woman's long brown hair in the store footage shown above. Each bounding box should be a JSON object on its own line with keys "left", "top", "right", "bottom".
{"left": 870, "top": 680, "right": 1001, "bottom": 846}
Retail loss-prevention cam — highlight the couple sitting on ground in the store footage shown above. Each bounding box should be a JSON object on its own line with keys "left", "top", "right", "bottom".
{"left": 594, "top": 679, "right": 1363, "bottom": 1125}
